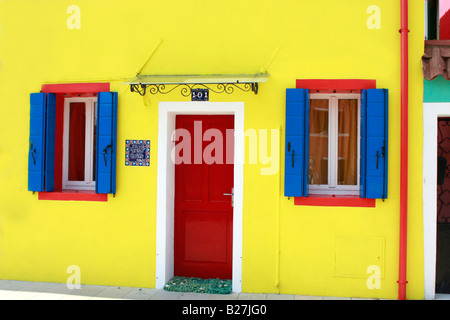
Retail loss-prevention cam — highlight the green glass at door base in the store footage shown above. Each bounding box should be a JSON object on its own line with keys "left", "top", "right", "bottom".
{"left": 163, "top": 276, "right": 232, "bottom": 295}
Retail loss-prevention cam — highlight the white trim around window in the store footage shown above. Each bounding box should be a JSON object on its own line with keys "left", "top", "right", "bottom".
{"left": 62, "top": 97, "right": 97, "bottom": 191}
{"left": 308, "top": 93, "right": 361, "bottom": 196}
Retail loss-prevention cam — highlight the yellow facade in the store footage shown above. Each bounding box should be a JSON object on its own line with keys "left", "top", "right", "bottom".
{"left": 0, "top": 0, "right": 425, "bottom": 299}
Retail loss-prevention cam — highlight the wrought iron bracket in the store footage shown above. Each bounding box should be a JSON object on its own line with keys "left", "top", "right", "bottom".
{"left": 130, "top": 82, "right": 259, "bottom": 97}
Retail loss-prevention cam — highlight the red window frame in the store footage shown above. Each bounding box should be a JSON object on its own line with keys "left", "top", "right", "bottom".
{"left": 38, "top": 83, "right": 110, "bottom": 202}
{"left": 294, "top": 79, "right": 377, "bottom": 208}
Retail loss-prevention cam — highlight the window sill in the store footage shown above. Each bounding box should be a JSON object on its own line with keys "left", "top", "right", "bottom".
{"left": 38, "top": 190, "right": 108, "bottom": 202}
{"left": 294, "top": 195, "right": 375, "bottom": 208}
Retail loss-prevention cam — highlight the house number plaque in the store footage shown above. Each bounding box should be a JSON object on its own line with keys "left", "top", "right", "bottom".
{"left": 191, "top": 88, "right": 209, "bottom": 101}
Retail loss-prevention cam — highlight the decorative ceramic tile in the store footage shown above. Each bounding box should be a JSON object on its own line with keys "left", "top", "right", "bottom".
{"left": 125, "top": 140, "right": 150, "bottom": 166}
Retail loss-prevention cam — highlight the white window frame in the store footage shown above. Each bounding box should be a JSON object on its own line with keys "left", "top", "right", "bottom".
{"left": 308, "top": 93, "right": 360, "bottom": 196}
{"left": 62, "top": 97, "right": 97, "bottom": 191}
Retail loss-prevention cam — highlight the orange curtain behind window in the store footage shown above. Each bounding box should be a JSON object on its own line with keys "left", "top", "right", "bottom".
{"left": 338, "top": 99, "right": 358, "bottom": 185}
{"left": 309, "top": 100, "right": 328, "bottom": 185}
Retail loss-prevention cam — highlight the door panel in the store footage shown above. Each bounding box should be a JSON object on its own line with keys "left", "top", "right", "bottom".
{"left": 437, "top": 117, "right": 450, "bottom": 293}
{"left": 183, "top": 211, "right": 230, "bottom": 263}
{"left": 174, "top": 115, "right": 234, "bottom": 279}
{"left": 182, "top": 164, "right": 204, "bottom": 202}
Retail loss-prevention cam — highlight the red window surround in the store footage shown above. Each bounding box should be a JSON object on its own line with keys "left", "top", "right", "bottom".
{"left": 294, "top": 195, "right": 375, "bottom": 208}
{"left": 38, "top": 190, "right": 107, "bottom": 202}
{"left": 296, "top": 79, "right": 376, "bottom": 93}
{"left": 38, "top": 83, "right": 110, "bottom": 202}
{"left": 294, "top": 79, "right": 376, "bottom": 208}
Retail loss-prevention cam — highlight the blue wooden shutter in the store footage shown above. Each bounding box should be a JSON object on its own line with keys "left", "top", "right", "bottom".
{"left": 28, "top": 93, "right": 47, "bottom": 192}
{"left": 44, "top": 93, "right": 56, "bottom": 192}
{"left": 95, "top": 92, "right": 118, "bottom": 194}
{"left": 285, "top": 88, "right": 309, "bottom": 197}
{"left": 28, "top": 92, "right": 56, "bottom": 192}
{"left": 360, "top": 89, "right": 388, "bottom": 199}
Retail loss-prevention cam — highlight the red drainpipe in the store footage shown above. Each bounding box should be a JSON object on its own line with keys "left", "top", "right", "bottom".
{"left": 398, "top": 0, "right": 409, "bottom": 300}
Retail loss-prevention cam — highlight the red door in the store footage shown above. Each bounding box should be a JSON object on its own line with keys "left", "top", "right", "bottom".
{"left": 174, "top": 115, "right": 234, "bottom": 279}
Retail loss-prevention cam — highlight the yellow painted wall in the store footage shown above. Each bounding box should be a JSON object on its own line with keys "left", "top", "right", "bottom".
{"left": 0, "top": 0, "right": 425, "bottom": 299}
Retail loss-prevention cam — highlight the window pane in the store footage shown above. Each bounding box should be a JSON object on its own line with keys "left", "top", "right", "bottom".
{"left": 309, "top": 99, "right": 328, "bottom": 185}
{"left": 338, "top": 99, "right": 358, "bottom": 186}
{"left": 68, "top": 102, "right": 86, "bottom": 181}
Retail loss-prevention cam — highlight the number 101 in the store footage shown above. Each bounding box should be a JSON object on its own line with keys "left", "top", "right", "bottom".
{"left": 191, "top": 89, "right": 209, "bottom": 101}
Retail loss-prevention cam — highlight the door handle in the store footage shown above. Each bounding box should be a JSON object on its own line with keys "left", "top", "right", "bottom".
{"left": 223, "top": 188, "right": 234, "bottom": 207}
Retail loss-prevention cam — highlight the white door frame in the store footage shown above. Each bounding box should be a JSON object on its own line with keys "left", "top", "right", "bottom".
{"left": 423, "top": 102, "right": 450, "bottom": 300}
{"left": 155, "top": 101, "right": 244, "bottom": 292}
